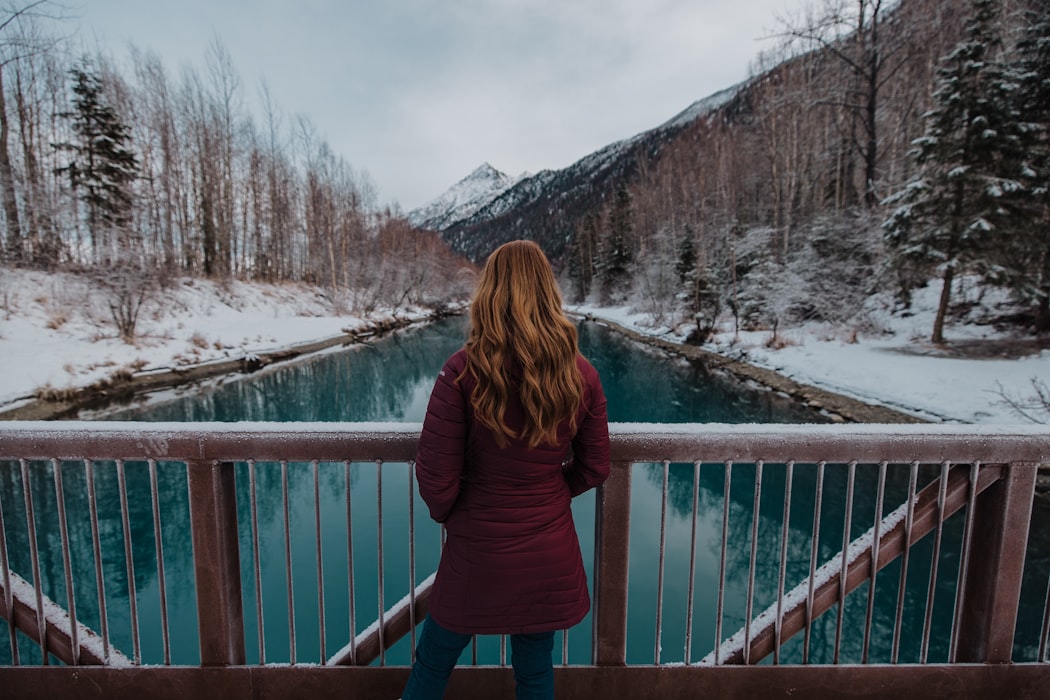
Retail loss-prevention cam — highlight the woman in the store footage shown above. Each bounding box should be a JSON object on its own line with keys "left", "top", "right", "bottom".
{"left": 401, "top": 240, "right": 610, "bottom": 700}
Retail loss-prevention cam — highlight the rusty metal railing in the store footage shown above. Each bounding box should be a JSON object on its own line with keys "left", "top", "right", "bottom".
{"left": 1, "top": 422, "right": 1050, "bottom": 697}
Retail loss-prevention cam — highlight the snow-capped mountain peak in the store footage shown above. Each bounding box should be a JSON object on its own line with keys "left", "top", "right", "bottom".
{"left": 408, "top": 163, "right": 522, "bottom": 231}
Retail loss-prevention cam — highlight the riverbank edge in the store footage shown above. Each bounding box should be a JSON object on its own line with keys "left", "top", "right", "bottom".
{"left": 575, "top": 316, "right": 1050, "bottom": 493}
{"left": 580, "top": 313, "right": 1050, "bottom": 493}
{"left": 571, "top": 313, "right": 930, "bottom": 425}
{"left": 0, "top": 311, "right": 453, "bottom": 421}
{"left": 3, "top": 308, "right": 931, "bottom": 424}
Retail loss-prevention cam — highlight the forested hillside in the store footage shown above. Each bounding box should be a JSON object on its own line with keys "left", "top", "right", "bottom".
{"left": 0, "top": 1, "right": 468, "bottom": 336}
{"left": 439, "top": 0, "right": 1048, "bottom": 343}
{"left": 2, "top": 0, "right": 1047, "bottom": 349}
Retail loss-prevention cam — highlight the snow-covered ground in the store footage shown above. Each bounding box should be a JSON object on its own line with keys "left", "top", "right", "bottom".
{"left": 572, "top": 281, "right": 1050, "bottom": 425}
{"left": 0, "top": 267, "right": 1047, "bottom": 424}
{"left": 0, "top": 268, "right": 432, "bottom": 411}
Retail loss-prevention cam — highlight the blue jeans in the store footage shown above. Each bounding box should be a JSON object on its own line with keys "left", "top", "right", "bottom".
{"left": 401, "top": 615, "right": 555, "bottom": 700}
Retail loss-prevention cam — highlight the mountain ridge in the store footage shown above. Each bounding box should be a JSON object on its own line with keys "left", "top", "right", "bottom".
{"left": 407, "top": 162, "right": 525, "bottom": 232}
{"left": 430, "top": 82, "right": 748, "bottom": 263}
{"left": 408, "top": 83, "right": 744, "bottom": 260}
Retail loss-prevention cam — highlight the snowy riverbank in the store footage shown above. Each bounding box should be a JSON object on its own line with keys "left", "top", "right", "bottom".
{"left": 0, "top": 268, "right": 436, "bottom": 414}
{"left": 1, "top": 267, "right": 1048, "bottom": 424}
{"left": 572, "top": 281, "right": 1050, "bottom": 425}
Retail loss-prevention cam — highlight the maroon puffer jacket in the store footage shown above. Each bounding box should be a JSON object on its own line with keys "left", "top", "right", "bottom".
{"left": 415, "top": 348, "right": 610, "bottom": 635}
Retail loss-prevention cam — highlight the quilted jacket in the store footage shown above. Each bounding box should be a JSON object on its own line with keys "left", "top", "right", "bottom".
{"left": 415, "top": 348, "right": 610, "bottom": 634}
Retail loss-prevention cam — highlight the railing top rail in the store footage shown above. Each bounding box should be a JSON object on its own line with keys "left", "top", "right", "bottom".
{"left": 1, "top": 421, "right": 1048, "bottom": 464}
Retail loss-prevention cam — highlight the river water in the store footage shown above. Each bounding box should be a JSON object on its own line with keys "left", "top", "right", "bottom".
{"left": 2, "top": 317, "right": 1047, "bottom": 666}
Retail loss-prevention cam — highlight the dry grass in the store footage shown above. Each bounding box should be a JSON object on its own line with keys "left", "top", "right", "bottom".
{"left": 765, "top": 332, "right": 800, "bottom": 350}
{"left": 35, "top": 364, "right": 140, "bottom": 402}
{"left": 35, "top": 383, "right": 81, "bottom": 402}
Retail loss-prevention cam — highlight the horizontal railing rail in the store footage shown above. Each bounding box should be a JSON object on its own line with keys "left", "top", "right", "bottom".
{"left": 2, "top": 422, "right": 1050, "bottom": 698}
{"left": 6, "top": 420, "right": 1049, "bottom": 464}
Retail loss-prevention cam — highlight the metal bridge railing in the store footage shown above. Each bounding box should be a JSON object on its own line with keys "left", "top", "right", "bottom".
{"left": 1, "top": 422, "right": 1049, "bottom": 698}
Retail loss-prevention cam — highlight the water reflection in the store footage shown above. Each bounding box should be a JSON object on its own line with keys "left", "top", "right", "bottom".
{"left": 3, "top": 318, "right": 1045, "bottom": 667}
{"left": 630, "top": 461, "right": 968, "bottom": 664}
{"left": 92, "top": 318, "right": 469, "bottom": 422}
{"left": 576, "top": 323, "right": 824, "bottom": 424}
{"left": 0, "top": 459, "right": 197, "bottom": 664}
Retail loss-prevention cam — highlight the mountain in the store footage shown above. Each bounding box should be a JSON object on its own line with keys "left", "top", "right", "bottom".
{"left": 407, "top": 163, "right": 523, "bottom": 231}
{"left": 426, "top": 0, "right": 979, "bottom": 285}
{"left": 434, "top": 85, "right": 742, "bottom": 263}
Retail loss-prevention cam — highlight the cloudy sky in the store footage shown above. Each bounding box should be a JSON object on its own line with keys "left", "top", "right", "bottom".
{"left": 73, "top": 0, "right": 806, "bottom": 211}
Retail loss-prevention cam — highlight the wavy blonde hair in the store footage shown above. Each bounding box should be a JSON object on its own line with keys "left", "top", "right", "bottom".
{"left": 463, "top": 240, "right": 583, "bottom": 448}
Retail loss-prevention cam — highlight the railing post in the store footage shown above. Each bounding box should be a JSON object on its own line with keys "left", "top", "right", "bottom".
{"left": 593, "top": 460, "right": 632, "bottom": 665}
{"left": 955, "top": 462, "right": 1037, "bottom": 663}
{"left": 186, "top": 459, "right": 246, "bottom": 665}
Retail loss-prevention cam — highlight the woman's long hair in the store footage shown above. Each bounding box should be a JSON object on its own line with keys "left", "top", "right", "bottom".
{"left": 463, "top": 240, "right": 583, "bottom": 448}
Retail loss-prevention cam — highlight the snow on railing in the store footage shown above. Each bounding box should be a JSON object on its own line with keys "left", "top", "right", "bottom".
{"left": 702, "top": 496, "right": 914, "bottom": 665}
{"left": 1, "top": 570, "right": 132, "bottom": 667}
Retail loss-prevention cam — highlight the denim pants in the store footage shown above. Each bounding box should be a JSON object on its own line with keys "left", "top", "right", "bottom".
{"left": 401, "top": 615, "right": 555, "bottom": 700}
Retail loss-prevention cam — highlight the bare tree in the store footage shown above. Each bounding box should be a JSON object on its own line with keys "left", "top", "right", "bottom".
{"left": 95, "top": 259, "right": 153, "bottom": 342}
{"left": 205, "top": 36, "right": 240, "bottom": 278}
{"left": 777, "top": 0, "right": 913, "bottom": 207}
{"left": 13, "top": 35, "right": 65, "bottom": 265}
{"left": 0, "top": 0, "right": 64, "bottom": 263}
{"left": 130, "top": 46, "right": 184, "bottom": 277}
{"left": 0, "top": 5, "right": 470, "bottom": 315}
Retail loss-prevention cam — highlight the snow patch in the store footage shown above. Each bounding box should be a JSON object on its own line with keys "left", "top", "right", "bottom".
{"left": 327, "top": 572, "right": 435, "bottom": 665}
{"left": 4, "top": 569, "right": 134, "bottom": 666}
{"left": 407, "top": 163, "right": 525, "bottom": 231}
{"left": 571, "top": 278, "right": 1050, "bottom": 425}
{"left": 0, "top": 268, "right": 431, "bottom": 409}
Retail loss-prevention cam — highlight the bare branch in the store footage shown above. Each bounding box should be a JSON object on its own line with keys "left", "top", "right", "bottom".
{"left": 0, "top": 1, "right": 71, "bottom": 66}
{"left": 993, "top": 379, "right": 1050, "bottom": 424}
{"left": 0, "top": 0, "right": 69, "bottom": 33}
{"left": 0, "top": 0, "right": 50, "bottom": 33}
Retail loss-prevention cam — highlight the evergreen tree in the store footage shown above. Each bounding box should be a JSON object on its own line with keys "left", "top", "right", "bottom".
{"left": 882, "top": 0, "right": 1028, "bottom": 344}
{"left": 1012, "top": 6, "right": 1050, "bottom": 332}
{"left": 569, "top": 213, "right": 599, "bottom": 303}
{"left": 674, "top": 227, "right": 722, "bottom": 344}
{"left": 674, "top": 225, "right": 697, "bottom": 287}
{"left": 54, "top": 62, "right": 139, "bottom": 262}
{"left": 599, "top": 185, "right": 634, "bottom": 303}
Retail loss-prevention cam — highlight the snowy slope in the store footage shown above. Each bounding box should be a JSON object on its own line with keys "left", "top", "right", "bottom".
{"left": 571, "top": 280, "right": 1050, "bottom": 425}
{"left": 407, "top": 163, "right": 524, "bottom": 231}
{"left": 0, "top": 269, "right": 432, "bottom": 410}
{"left": 438, "top": 82, "right": 748, "bottom": 262}
{"left": 658, "top": 83, "right": 741, "bottom": 130}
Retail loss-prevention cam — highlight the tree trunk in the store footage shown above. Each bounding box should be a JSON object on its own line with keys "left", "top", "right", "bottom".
{"left": 0, "top": 65, "right": 23, "bottom": 262}
{"left": 864, "top": 47, "right": 879, "bottom": 207}
{"left": 1035, "top": 237, "right": 1050, "bottom": 335}
{"left": 16, "top": 63, "right": 60, "bottom": 267}
{"left": 1036, "top": 293, "right": 1050, "bottom": 335}
{"left": 863, "top": 0, "right": 881, "bottom": 208}
{"left": 932, "top": 262, "right": 954, "bottom": 345}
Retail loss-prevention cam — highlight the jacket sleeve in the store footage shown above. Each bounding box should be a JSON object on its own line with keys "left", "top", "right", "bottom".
{"left": 415, "top": 355, "right": 468, "bottom": 523}
{"left": 565, "top": 362, "right": 611, "bottom": 497}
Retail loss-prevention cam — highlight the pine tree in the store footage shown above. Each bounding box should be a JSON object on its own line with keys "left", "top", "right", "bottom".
{"left": 882, "top": 0, "right": 1028, "bottom": 344}
{"left": 674, "top": 225, "right": 697, "bottom": 288}
{"left": 54, "top": 63, "right": 139, "bottom": 263}
{"left": 54, "top": 61, "right": 148, "bottom": 341}
{"left": 569, "top": 213, "right": 599, "bottom": 303}
{"left": 599, "top": 186, "right": 634, "bottom": 303}
{"left": 674, "top": 226, "right": 722, "bottom": 344}
{"left": 1012, "top": 6, "right": 1050, "bottom": 332}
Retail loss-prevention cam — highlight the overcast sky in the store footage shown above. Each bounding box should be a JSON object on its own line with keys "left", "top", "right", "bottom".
{"left": 73, "top": 0, "right": 807, "bottom": 211}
